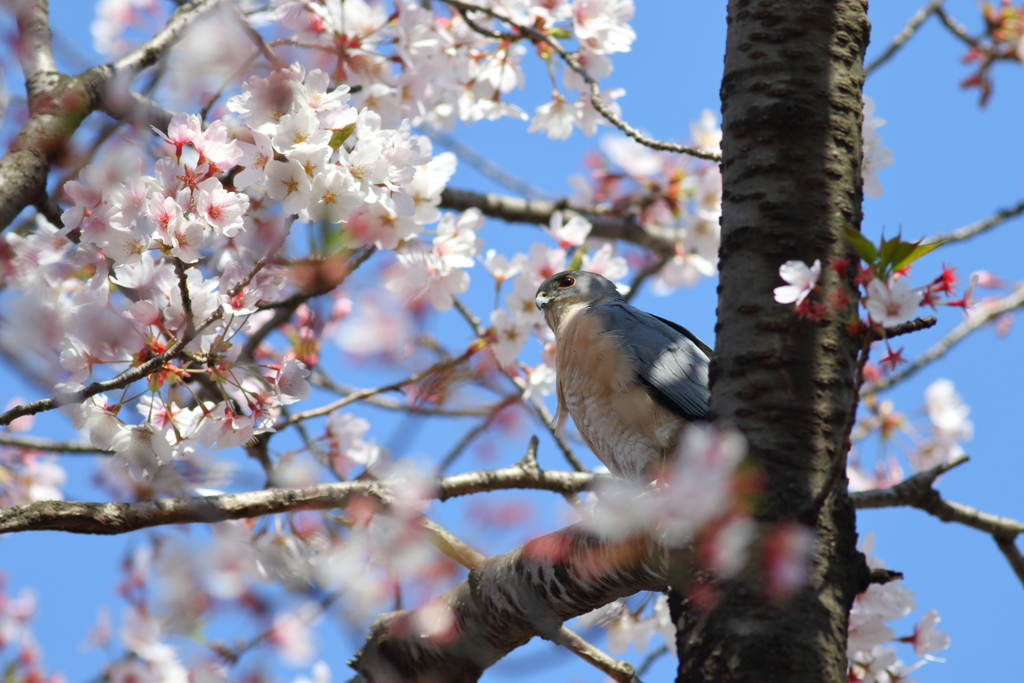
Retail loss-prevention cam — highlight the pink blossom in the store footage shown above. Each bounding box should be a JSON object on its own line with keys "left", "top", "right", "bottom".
{"left": 528, "top": 96, "right": 579, "bottom": 140}
{"left": 483, "top": 249, "right": 524, "bottom": 283}
{"left": 110, "top": 424, "right": 173, "bottom": 480}
{"left": 864, "top": 278, "right": 921, "bottom": 327}
{"left": 545, "top": 210, "right": 592, "bottom": 247}
{"left": 910, "top": 609, "right": 950, "bottom": 657}
{"left": 433, "top": 209, "right": 483, "bottom": 269}
{"left": 265, "top": 158, "right": 314, "bottom": 216}
{"left": 307, "top": 168, "right": 363, "bottom": 224}
{"left": 572, "top": 0, "right": 636, "bottom": 54}
{"left": 195, "top": 178, "right": 249, "bottom": 237}
{"left": 862, "top": 95, "right": 894, "bottom": 199}
{"left": 774, "top": 259, "right": 822, "bottom": 306}
{"left": 234, "top": 130, "right": 275, "bottom": 189}
{"left": 276, "top": 360, "right": 312, "bottom": 405}
{"left": 192, "top": 120, "right": 243, "bottom": 173}
{"left": 490, "top": 309, "right": 531, "bottom": 367}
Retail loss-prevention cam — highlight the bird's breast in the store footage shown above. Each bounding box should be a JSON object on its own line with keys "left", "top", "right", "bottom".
{"left": 555, "top": 310, "right": 687, "bottom": 480}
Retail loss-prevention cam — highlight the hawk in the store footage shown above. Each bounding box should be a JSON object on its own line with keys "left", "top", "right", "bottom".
{"left": 535, "top": 270, "right": 712, "bottom": 480}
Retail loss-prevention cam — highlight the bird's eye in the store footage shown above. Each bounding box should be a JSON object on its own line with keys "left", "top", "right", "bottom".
{"left": 559, "top": 275, "right": 576, "bottom": 288}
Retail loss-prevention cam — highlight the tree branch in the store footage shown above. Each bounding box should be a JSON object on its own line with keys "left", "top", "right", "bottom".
{"left": 15, "top": 0, "right": 58, "bottom": 95}
{"left": 0, "top": 463, "right": 595, "bottom": 535}
{"left": 852, "top": 455, "right": 1024, "bottom": 588}
{"left": 349, "top": 522, "right": 664, "bottom": 683}
{"left": 412, "top": 498, "right": 646, "bottom": 683}
{"left": 110, "top": 0, "right": 225, "bottom": 77}
{"left": 864, "top": 286, "right": 1024, "bottom": 394}
{"left": 934, "top": 6, "right": 979, "bottom": 49}
{"left": 281, "top": 343, "right": 482, "bottom": 427}
{"left": 440, "top": 186, "right": 675, "bottom": 254}
{"left": 874, "top": 315, "right": 937, "bottom": 340}
{"left": 864, "top": 0, "right": 944, "bottom": 77}
{"left": 0, "top": 432, "right": 110, "bottom": 454}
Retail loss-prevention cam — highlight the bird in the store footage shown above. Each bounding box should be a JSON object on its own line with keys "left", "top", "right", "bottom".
{"left": 534, "top": 270, "right": 712, "bottom": 481}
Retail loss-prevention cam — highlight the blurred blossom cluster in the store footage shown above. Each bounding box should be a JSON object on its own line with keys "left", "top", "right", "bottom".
{"left": 574, "top": 426, "right": 817, "bottom": 653}
{"left": 848, "top": 378, "right": 974, "bottom": 491}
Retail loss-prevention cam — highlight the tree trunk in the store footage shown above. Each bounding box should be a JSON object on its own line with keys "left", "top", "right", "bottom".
{"left": 673, "top": 2, "right": 873, "bottom": 681}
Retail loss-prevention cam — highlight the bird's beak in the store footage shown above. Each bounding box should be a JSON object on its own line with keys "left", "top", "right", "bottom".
{"left": 535, "top": 292, "right": 552, "bottom": 310}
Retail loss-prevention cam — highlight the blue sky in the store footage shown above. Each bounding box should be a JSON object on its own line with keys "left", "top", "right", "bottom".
{"left": 1, "top": 2, "right": 1022, "bottom": 682}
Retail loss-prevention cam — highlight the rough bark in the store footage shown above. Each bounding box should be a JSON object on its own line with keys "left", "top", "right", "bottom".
{"left": 350, "top": 525, "right": 666, "bottom": 683}
{"left": 673, "top": 2, "right": 873, "bottom": 682}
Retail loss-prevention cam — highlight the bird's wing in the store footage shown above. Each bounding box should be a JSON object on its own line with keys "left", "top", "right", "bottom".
{"left": 591, "top": 302, "right": 712, "bottom": 420}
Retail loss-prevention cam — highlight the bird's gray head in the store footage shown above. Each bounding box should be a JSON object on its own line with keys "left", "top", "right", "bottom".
{"left": 535, "top": 270, "right": 624, "bottom": 330}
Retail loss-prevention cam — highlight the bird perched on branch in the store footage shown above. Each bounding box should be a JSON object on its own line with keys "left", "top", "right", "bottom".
{"left": 535, "top": 270, "right": 712, "bottom": 481}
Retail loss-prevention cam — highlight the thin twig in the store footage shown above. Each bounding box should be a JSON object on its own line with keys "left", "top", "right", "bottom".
{"left": 0, "top": 432, "right": 111, "bottom": 454}
{"left": 281, "top": 344, "right": 482, "bottom": 427}
{"left": 994, "top": 536, "right": 1024, "bottom": 588}
{"left": 865, "top": 0, "right": 945, "bottom": 77}
{"left": 200, "top": 49, "right": 261, "bottom": 121}
{"left": 451, "top": 297, "right": 586, "bottom": 472}
{"left": 436, "top": 401, "right": 511, "bottom": 474}
{"left": 624, "top": 254, "right": 670, "bottom": 303}
{"left": 311, "top": 372, "right": 493, "bottom": 417}
{"left": 873, "top": 316, "right": 937, "bottom": 340}
{"left": 934, "top": 7, "right": 979, "bottom": 49}
{"left": 924, "top": 197, "right": 1024, "bottom": 246}
{"left": 111, "top": 0, "right": 225, "bottom": 78}
{"left": 420, "top": 124, "right": 549, "bottom": 200}
{"left": 636, "top": 645, "right": 669, "bottom": 677}
{"left": 174, "top": 258, "right": 196, "bottom": 340}
{"left": 864, "top": 286, "right": 1024, "bottom": 394}
{"left": 228, "top": 2, "right": 285, "bottom": 69}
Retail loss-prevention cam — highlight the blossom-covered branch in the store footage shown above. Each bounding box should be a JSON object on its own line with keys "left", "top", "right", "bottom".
{"left": 441, "top": 0, "right": 720, "bottom": 161}
{"left": 0, "top": 307, "right": 222, "bottom": 427}
{"left": 865, "top": 284, "right": 1024, "bottom": 394}
{"left": 0, "top": 0, "right": 223, "bottom": 231}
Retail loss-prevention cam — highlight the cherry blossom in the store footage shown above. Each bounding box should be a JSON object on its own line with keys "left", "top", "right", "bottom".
{"left": 545, "top": 210, "right": 593, "bottom": 247}
{"left": 490, "top": 308, "right": 532, "bottom": 366}
{"left": 110, "top": 423, "right": 174, "bottom": 481}
{"left": 528, "top": 95, "right": 579, "bottom": 140}
{"left": 864, "top": 278, "right": 921, "bottom": 327}
{"left": 909, "top": 609, "right": 950, "bottom": 657}
{"left": 774, "top": 259, "right": 822, "bottom": 306}
{"left": 862, "top": 96, "right": 895, "bottom": 199}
